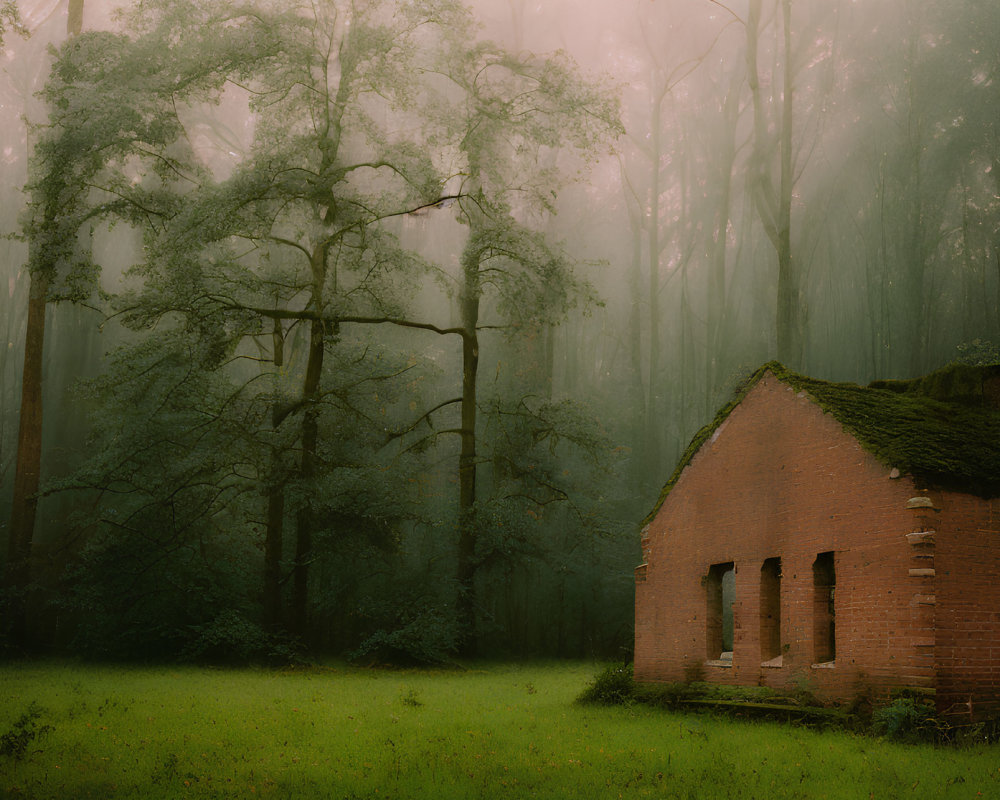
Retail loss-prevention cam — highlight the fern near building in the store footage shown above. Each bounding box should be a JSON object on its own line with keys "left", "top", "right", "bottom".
{"left": 634, "top": 363, "right": 1000, "bottom": 722}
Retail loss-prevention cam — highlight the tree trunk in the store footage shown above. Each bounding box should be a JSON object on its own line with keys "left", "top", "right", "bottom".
{"left": 456, "top": 247, "right": 481, "bottom": 652}
{"left": 774, "top": 0, "right": 801, "bottom": 366}
{"left": 541, "top": 322, "right": 555, "bottom": 399}
{"left": 747, "top": 0, "right": 801, "bottom": 367}
{"left": 291, "top": 315, "right": 325, "bottom": 641}
{"left": 67, "top": 0, "right": 84, "bottom": 35}
{"left": 3, "top": 0, "right": 84, "bottom": 650}
{"left": 4, "top": 277, "right": 48, "bottom": 647}
{"left": 645, "top": 90, "right": 663, "bottom": 471}
{"left": 902, "top": 124, "right": 928, "bottom": 376}
{"left": 262, "top": 318, "right": 286, "bottom": 630}
{"left": 263, "top": 442, "right": 285, "bottom": 631}
{"left": 627, "top": 208, "right": 646, "bottom": 480}
{"left": 288, "top": 143, "right": 335, "bottom": 639}
{"left": 705, "top": 83, "right": 738, "bottom": 396}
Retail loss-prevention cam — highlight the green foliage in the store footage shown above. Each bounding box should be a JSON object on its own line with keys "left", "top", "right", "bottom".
{"left": 0, "top": 0, "right": 27, "bottom": 48}
{"left": 871, "top": 697, "right": 939, "bottom": 743}
{"left": 351, "top": 593, "right": 461, "bottom": 666}
{"left": 430, "top": 33, "right": 621, "bottom": 213}
{"left": 23, "top": 25, "right": 219, "bottom": 299}
{"left": 576, "top": 662, "right": 635, "bottom": 705}
{"left": 66, "top": 529, "right": 257, "bottom": 662}
{"left": 464, "top": 220, "right": 600, "bottom": 326}
{"left": 0, "top": 702, "right": 52, "bottom": 761}
{"left": 474, "top": 394, "right": 615, "bottom": 563}
{"left": 582, "top": 668, "right": 795, "bottom": 714}
{"left": 182, "top": 610, "right": 301, "bottom": 666}
{"left": 55, "top": 327, "right": 271, "bottom": 660}
{"left": 22, "top": 0, "right": 627, "bottom": 663}
{"left": 955, "top": 339, "right": 1000, "bottom": 367}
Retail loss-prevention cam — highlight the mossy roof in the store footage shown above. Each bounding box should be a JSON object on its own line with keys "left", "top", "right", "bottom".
{"left": 643, "top": 361, "right": 1000, "bottom": 525}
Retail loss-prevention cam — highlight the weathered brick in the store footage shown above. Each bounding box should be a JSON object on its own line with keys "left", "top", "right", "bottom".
{"left": 634, "top": 372, "right": 1000, "bottom": 721}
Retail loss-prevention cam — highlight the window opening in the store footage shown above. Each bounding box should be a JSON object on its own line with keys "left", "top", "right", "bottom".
{"left": 813, "top": 551, "right": 836, "bottom": 664}
{"left": 760, "top": 557, "right": 782, "bottom": 664}
{"left": 706, "top": 562, "right": 735, "bottom": 662}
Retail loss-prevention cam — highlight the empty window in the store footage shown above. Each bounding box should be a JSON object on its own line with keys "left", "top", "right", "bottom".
{"left": 760, "top": 558, "right": 782, "bottom": 662}
{"left": 706, "top": 562, "right": 735, "bottom": 662}
{"left": 813, "top": 552, "right": 836, "bottom": 663}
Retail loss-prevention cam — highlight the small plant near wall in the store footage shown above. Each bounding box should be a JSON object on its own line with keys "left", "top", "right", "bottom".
{"left": 871, "top": 697, "right": 938, "bottom": 743}
{"left": 577, "top": 663, "right": 635, "bottom": 705}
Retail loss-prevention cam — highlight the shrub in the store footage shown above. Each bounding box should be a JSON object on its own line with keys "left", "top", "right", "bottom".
{"left": 871, "top": 697, "right": 938, "bottom": 742}
{"left": 351, "top": 602, "right": 460, "bottom": 666}
{"left": 577, "top": 662, "right": 635, "bottom": 705}
{"left": 182, "top": 610, "right": 301, "bottom": 666}
{"left": 66, "top": 526, "right": 261, "bottom": 662}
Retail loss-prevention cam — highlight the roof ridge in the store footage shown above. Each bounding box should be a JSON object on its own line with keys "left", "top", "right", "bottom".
{"left": 643, "top": 362, "right": 1000, "bottom": 526}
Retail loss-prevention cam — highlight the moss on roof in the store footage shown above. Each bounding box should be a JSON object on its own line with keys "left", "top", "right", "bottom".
{"left": 643, "top": 361, "right": 1000, "bottom": 525}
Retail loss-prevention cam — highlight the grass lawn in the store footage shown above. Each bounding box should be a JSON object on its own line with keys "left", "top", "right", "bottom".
{"left": 1, "top": 661, "right": 998, "bottom": 799}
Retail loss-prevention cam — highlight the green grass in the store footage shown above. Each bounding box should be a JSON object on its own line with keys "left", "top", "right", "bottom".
{"left": 1, "top": 661, "right": 998, "bottom": 799}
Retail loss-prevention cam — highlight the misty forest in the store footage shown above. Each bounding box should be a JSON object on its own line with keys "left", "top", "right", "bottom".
{"left": 1, "top": 0, "right": 998, "bottom": 665}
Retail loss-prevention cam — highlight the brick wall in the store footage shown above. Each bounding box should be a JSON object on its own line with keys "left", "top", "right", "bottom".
{"left": 935, "top": 494, "right": 1000, "bottom": 721}
{"left": 634, "top": 371, "right": 990, "bottom": 706}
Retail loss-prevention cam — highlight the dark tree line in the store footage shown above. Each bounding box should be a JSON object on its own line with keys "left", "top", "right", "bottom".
{"left": 2, "top": 0, "right": 629, "bottom": 663}
{"left": 2, "top": 0, "right": 999, "bottom": 664}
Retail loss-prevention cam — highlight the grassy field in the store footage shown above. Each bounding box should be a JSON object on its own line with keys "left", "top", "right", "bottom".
{"left": 1, "top": 661, "right": 998, "bottom": 799}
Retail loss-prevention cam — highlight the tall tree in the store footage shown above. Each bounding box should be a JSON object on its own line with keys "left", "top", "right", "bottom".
{"left": 745, "top": 0, "right": 801, "bottom": 365}
{"left": 103, "top": 0, "right": 458, "bottom": 642}
{"left": 412, "top": 29, "right": 620, "bottom": 648}
{"left": 4, "top": 0, "right": 84, "bottom": 649}
{"left": 254, "top": 14, "right": 622, "bottom": 650}
{"left": 44, "top": 0, "right": 617, "bottom": 653}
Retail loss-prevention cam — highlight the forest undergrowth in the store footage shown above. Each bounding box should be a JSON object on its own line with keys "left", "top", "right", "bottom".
{"left": 1, "top": 661, "right": 998, "bottom": 799}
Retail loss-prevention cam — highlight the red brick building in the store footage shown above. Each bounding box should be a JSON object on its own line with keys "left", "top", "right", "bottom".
{"left": 634, "top": 363, "right": 1000, "bottom": 721}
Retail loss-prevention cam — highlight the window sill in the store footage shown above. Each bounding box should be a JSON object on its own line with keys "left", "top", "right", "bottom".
{"left": 706, "top": 652, "right": 733, "bottom": 668}
{"left": 811, "top": 661, "right": 835, "bottom": 669}
{"left": 761, "top": 655, "right": 783, "bottom": 668}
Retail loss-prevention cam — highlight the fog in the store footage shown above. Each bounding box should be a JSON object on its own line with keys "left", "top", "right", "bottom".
{"left": 2, "top": 0, "right": 997, "bottom": 661}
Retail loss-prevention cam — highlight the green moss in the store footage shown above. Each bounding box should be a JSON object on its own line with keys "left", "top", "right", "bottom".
{"left": 869, "top": 363, "right": 1000, "bottom": 405}
{"left": 644, "top": 362, "right": 1000, "bottom": 525}
{"left": 782, "top": 363, "right": 1000, "bottom": 498}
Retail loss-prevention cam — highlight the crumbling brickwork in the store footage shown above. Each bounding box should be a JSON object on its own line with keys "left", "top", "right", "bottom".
{"left": 634, "top": 371, "right": 1000, "bottom": 719}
